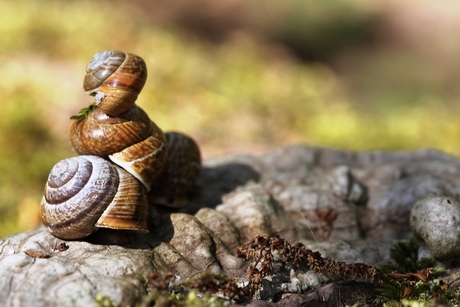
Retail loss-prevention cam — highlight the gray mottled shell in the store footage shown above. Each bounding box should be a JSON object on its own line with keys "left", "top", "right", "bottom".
{"left": 40, "top": 155, "right": 149, "bottom": 240}
{"left": 40, "top": 156, "right": 118, "bottom": 239}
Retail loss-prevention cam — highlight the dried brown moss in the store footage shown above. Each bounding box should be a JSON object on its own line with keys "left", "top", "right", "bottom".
{"left": 146, "top": 235, "right": 443, "bottom": 303}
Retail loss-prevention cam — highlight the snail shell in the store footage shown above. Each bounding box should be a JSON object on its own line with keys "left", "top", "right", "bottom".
{"left": 70, "top": 109, "right": 167, "bottom": 190}
{"left": 70, "top": 50, "right": 168, "bottom": 190}
{"left": 83, "top": 50, "right": 147, "bottom": 116}
{"left": 40, "top": 155, "right": 149, "bottom": 240}
{"left": 149, "top": 132, "right": 202, "bottom": 207}
{"left": 41, "top": 51, "right": 203, "bottom": 240}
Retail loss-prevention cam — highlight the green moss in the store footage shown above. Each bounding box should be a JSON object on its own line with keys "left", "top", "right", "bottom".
{"left": 375, "top": 239, "right": 460, "bottom": 306}
{"left": 378, "top": 240, "right": 435, "bottom": 274}
{"left": 95, "top": 290, "right": 229, "bottom": 307}
{"left": 70, "top": 104, "right": 97, "bottom": 120}
{"left": 95, "top": 293, "right": 119, "bottom": 307}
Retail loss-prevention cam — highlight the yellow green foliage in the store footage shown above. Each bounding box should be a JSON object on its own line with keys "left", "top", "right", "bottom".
{"left": 1, "top": 0, "right": 460, "bottom": 237}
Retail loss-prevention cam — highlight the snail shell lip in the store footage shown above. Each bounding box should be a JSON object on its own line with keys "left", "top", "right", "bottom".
{"left": 95, "top": 165, "right": 149, "bottom": 232}
{"left": 109, "top": 134, "right": 168, "bottom": 191}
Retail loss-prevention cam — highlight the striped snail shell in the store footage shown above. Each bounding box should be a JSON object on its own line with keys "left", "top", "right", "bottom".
{"left": 149, "top": 132, "right": 202, "bottom": 207}
{"left": 40, "top": 155, "right": 149, "bottom": 240}
{"left": 40, "top": 51, "right": 203, "bottom": 240}
{"left": 83, "top": 50, "right": 147, "bottom": 116}
{"left": 70, "top": 50, "right": 168, "bottom": 191}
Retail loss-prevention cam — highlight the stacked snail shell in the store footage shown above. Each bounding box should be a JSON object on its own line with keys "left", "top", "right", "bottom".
{"left": 40, "top": 50, "right": 201, "bottom": 240}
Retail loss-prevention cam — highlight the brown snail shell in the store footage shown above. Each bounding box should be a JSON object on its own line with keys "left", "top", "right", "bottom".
{"left": 40, "top": 155, "right": 149, "bottom": 240}
{"left": 83, "top": 50, "right": 147, "bottom": 117}
{"left": 149, "top": 132, "right": 202, "bottom": 207}
{"left": 41, "top": 51, "right": 203, "bottom": 240}
{"left": 70, "top": 50, "right": 168, "bottom": 191}
{"left": 70, "top": 107, "right": 153, "bottom": 157}
{"left": 70, "top": 108, "right": 168, "bottom": 190}
{"left": 109, "top": 129, "right": 167, "bottom": 191}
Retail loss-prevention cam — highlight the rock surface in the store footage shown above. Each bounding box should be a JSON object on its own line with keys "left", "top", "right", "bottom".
{"left": 410, "top": 196, "right": 460, "bottom": 260}
{"left": 2, "top": 146, "right": 460, "bottom": 306}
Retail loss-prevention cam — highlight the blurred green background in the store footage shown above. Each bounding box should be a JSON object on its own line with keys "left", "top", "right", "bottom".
{"left": 2, "top": 0, "right": 460, "bottom": 238}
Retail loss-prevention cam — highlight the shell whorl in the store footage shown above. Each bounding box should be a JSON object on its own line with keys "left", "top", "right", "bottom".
{"left": 149, "top": 132, "right": 201, "bottom": 207}
{"left": 83, "top": 50, "right": 126, "bottom": 93}
{"left": 70, "top": 50, "right": 168, "bottom": 191}
{"left": 40, "top": 156, "right": 148, "bottom": 240}
{"left": 69, "top": 109, "right": 168, "bottom": 191}
{"left": 83, "top": 50, "right": 148, "bottom": 117}
{"left": 69, "top": 107, "right": 160, "bottom": 157}
{"left": 41, "top": 50, "right": 202, "bottom": 240}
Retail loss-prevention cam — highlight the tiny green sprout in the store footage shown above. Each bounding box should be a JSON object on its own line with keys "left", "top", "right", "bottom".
{"left": 95, "top": 293, "right": 118, "bottom": 307}
{"left": 70, "top": 104, "right": 97, "bottom": 120}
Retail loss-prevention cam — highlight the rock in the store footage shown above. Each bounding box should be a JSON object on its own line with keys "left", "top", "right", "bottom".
{"left": 2, "top": 146, "right": 460, "bottom": 305}
{"left": 297, "top": 281, "right": 378, "bottom": 307}
{"left": 0, "top": 230, "right": 149, "bottom": 306}
{"left": 410, "top": 196, "right": 460, "bottom": 260}
{"left": 217, "top": 183, "right": 286, "bottom": 243}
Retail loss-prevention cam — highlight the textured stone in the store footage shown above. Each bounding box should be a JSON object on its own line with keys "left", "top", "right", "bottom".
{"left": 410, "top": 196, "right": 460, "bottom": 260}
{"left": 2, "top": 146, "right": 460, "bottom": 305}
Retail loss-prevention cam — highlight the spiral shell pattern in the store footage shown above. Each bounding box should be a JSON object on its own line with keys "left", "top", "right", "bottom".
{"left": 70, "top": 50, "right": 168, "bottom": 191}
{"left": 40, "top": 156, "right": 148, "bottom": 240}
{"left": 40, "top": 50, "right": 202, "bottom": 240}
{"left": 83, "top": 50, "right": 147, "bottom": 116}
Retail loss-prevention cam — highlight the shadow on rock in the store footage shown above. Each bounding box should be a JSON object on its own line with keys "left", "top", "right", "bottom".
{"left": 178, "top": 163, "right": 260, "bottom": 214}
{"left": 86, "top": 213, "right": 175, "bottom": 249}
{"left": 87, "top": 162, "right": 259, "bottom": 247}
